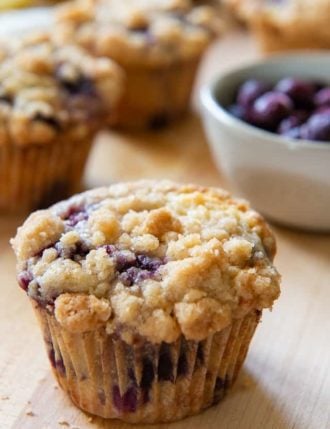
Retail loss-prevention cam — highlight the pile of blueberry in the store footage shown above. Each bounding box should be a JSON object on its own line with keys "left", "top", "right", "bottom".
{"left": 227, "top": 78, "right": 330, "bottom": 142}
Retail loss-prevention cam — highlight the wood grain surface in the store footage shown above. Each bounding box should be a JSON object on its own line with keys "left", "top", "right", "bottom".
{"left": 0, "top": 31, "right": 329, "bottom": 429}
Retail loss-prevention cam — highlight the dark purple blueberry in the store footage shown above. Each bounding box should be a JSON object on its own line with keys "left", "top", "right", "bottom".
{"left": 115, "top": 252, "right": 137, "bottom": 272}
{"left": 237, "top": 79, "right": 271, "bottom": 108}
{"left": 251, "top": 91, "right": 293, "bottom": 129}
{"left": 47, "top": 342, "right": 66, "bottom": 375}
{"left": 18, "top": 271, "right": 33, "bottom": 291}
{"left": 119, "top": 267, "right": 152, "bottom": 287}
{"left": 140, "top": 357, "right": 155, "bottom": 403}
{"left": 33, "top": 112, "right": 61, "bottom": 131}
{"left": 136, "top": 254, "right": 162, "bottom": 272}
{"left": 54, "top": 240, "right": 89, "bottom": 259}
{"left": 277, "top": 110, "right": 308, "bottom": 134}
{"left": 158, "top": 343, "right": 173, "bottom": 382}
{"left": 117, "top": 268, "right": 131, "bottom": 286}
{"left": 301, "top": 112, "right": 330, "bottom": 142}
{"left": 66, "top": 209, "right": 89, "bottom": 227}
{"left": 122, "top": 387, "right": 137, "bottom": 412}
{"left": 112, "top": 385, "right": 122, "bottom": 411}
{"left": 280, "top": 126, "right": 302, "bottom": 140}
{"left": 74, "top": 241, "right": 90, "bottom": 258}
{"left": 315, "top": 106, "right": 330, "bottom": 115}
{"left": 314, "top": 87, "right": 330, "bottom": 107}
{"left": 112, "top": 386, "right": 137, "bottom": 413}
{"left": 275, "top": 78, "right": 315, "bottom": 108}
{"left": 227, "top": 104, "right": 246, "bottom": 121}
{"left": 58, "top": 72, "right": 96, "bottom": 97}
{"left": 104, "top": 247, "right": 137, "bottom": 271}
{"left": 105, "top": 246, "right": 164, "bottom": 286}
{"left": 104, "top": 244, "right": 116, "bottom": 256}
{"left": 55, "top": 357, "right": 66, "bottom": 376}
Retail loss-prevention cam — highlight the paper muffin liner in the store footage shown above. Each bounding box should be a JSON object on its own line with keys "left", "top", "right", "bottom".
{"left": 32, "top": 299, "right": 261, "bottom": 423}
{"left": 0, "top": 136, "right": 92, "bottom": 213}
{"left": 110, "top": 58, "right": 200, "bottom": 129}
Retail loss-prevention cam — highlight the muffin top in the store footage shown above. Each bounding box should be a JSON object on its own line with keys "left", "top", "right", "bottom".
{"left": 0, "top": 32, "right": 123, "bottom": 146}
{"left": 55, "top": 0, "right": 223, "bottom": 67}
{"left": 12, "top": 180, "right": 280, "bottom": 343}
{"left": 234, "top": 0, "right": 330, "bottom": 29}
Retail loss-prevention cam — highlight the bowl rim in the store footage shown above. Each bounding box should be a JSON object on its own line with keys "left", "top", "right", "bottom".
{"left": 200, "top": 52, "right": 330, "bottom": 151}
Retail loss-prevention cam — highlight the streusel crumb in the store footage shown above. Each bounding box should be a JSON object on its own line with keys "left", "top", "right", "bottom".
{"left": 12, "top": 180, "right": 280, "bottom": 343}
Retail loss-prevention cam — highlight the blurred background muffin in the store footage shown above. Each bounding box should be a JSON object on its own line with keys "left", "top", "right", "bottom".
{"left": 0, "top": 32, "right": 123, "bottom": 213}
{"left": 55, "top": 0, "right": 224, "bottom": 129}
{"left": 223, "top": 0, "right": 330, "bottom": 53}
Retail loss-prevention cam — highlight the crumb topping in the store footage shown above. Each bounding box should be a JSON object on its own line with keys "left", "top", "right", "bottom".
{"left": 55, "top": 0, "right": 223, "bottom": 66}
{"left": 0, "top": 32, "right": 123, "bottom": 146}
{"left": 55, "top": 293, "right": 111, "bottom": 332}
{"left": 12, "top": 180, "right": 280, "bottom": 343}
{"left": 234, "top": 0, "right": 330, "bottom": 32}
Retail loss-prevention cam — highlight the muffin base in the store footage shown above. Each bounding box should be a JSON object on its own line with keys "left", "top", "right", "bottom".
{"left": 0, "top": 137, "right": 92, "bottom": 213}
{"left": 32, "top": 300, "right": 261, "bottom": 423}
{"left": 111, "top": 58, "right": 200, "bottom": 129}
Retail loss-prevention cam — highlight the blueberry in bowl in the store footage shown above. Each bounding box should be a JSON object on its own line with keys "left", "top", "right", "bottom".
{"left": 200, "top": 53, "right": 330, "bottom": 231}
{"left": 228, "top": 76, "right": 330, "bottom": 141}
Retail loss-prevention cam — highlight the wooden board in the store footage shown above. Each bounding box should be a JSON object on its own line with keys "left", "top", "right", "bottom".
{"left": 1, "top": 30, "right": 330, "bottom": 429}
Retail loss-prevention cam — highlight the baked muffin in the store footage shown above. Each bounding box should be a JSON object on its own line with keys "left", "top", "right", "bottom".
{"left": 11, "top": 180, "right": 280, "bottom": 423}
{"left": 0, "top": 32, "right": 123, "bottom": 213}
{"left": 55, "top": 0, "right": 223, "bottom": 129}
{"left": 232, "top": 0, "right": 330, "bottom": 52}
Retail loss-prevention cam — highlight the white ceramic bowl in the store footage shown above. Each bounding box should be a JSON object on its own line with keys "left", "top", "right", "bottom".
{"left": 200, "top": 53, "right": 330, "bottom": 231}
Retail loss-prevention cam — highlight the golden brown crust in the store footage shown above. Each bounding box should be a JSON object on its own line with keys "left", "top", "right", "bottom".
{"left": 12, "top": 180, "right": 280, "bottom": 342}
{"left": 54, "top": 293, "right": 111, "bottom": 332}
{"left": 12, "top": 211, "right": 64, "bottom": 261}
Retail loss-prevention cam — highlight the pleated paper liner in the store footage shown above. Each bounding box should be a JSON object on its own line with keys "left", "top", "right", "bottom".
{"left": 110, "top": 58, "right": 200, "bottom": 129}
{"left": 32, "top": 300, "right": 261, "bottom": 424}
{"left": 0, "top": 136, "right": 92, "bottom": 213}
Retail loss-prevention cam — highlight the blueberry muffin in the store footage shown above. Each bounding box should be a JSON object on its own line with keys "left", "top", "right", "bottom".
{"left": 11, "top": 180, "right": 280, "bottom": 423}
{"left": 55, "top": 0, "right": 222, "bottom": 129}
{"left": 232, "top": 0, "right": 330, "bottom": 52}
{"left": 0, "top": 32, "right": 123, "bottom": 212}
